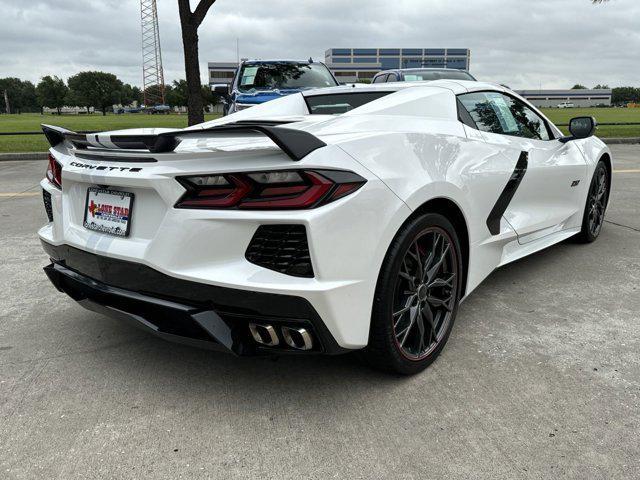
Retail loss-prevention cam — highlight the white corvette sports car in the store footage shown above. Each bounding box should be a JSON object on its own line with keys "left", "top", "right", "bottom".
{"left": 40, "top": 80, "right": 611, "bottom": 374}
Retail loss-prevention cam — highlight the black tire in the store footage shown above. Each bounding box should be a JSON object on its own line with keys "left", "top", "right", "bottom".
{"left": 575, "top": 160, "right": 609, "bottom": 243}
{"left": 364, "top": 213, "right": 463, "bottom": 375}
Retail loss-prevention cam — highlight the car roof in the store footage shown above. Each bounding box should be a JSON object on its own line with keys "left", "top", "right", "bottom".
{"left": 375, "top": 68, "right": 474, "bottom": 75}
{"left": 302, "top": 80, "right": 504, "bottom": 97}
{"left": 381, "top": 68, "right": 467, "bottom": 73}
{"left": 242, "top": 59, "right": 321, "bottom": 65}
{"left": 374, "top": 68, "right": 476, "bottom": 81}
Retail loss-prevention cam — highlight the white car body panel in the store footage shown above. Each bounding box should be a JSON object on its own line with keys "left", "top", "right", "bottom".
{"left": 476, "top": 130, "right": 588, "bottom": 244}
{"left": 39, "top": 80, "right": 612, "bottom": 350}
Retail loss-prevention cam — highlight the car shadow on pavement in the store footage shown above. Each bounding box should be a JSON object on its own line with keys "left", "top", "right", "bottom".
{"left": 62, "top": 326, "right": 417, "bottom": 414}
{"left": 47, "top": 225, "right": 624, "bottom": 403}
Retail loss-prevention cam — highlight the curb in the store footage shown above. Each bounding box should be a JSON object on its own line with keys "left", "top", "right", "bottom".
{"left": 603, "top": 137, "right": 640, "bottom": 145}
{"left": 0, "top": 152, "right": 48, "bottom": 162}
{"left": 1, "top": 137, "right": 639, "bottom": 161}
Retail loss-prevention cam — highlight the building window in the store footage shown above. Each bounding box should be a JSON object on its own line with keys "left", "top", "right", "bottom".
{"left": 357, "top": 71, "right": 376, "bottom": 79}
{"left": 424, "top": 58, "right": 445, "bottom": 68}
{"left": 353, "top": 57, "right": 378, "bottom": 63}
{"left": 334, "top": 71, "right": 356, "bottom": 77}
{"left": 331, "top": 57, "right": 352, "bottom": 63}
{"left": 401, "top": 58, "right": 422, "bottom": 68}
{"left": 425, "top": 49, "right": 445, "bottom": 56}
{"left": 353, "top": 49, "right": 377, "bottom": 56}
{"left": 380, "top": 58, "right": 400, "bottom": 69}
{"left": 447, "top": 49, "right": 469, "bottom": 56}
{"left": 379, "top": 49, "right": 400, "bottom": 56}
{"left": 446, "top": 59, "right": 468, "bottom": 69}
{"left": 210, "top": 71, "right": 234, "bottom": 79}
{"left": 331, "top": 49, "right": 351, "bottom": 56}
{"left": 402, "top": 49, "right": 423, "bottom": 56}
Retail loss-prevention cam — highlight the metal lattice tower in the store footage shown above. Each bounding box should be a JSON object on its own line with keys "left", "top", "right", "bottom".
{"left": 140, "top": 0, "right": 166, "bottom": 106}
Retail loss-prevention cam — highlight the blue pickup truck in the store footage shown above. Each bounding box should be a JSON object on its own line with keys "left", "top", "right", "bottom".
{"left": 213, "top": 60, "right": 339, "bottom": 115}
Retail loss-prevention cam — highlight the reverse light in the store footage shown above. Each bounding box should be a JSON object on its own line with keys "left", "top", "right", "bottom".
{"left": 175, "top": 169, "right": 366, "bottom": 210}
{"left": 248, "top": 171, "right": 303, "bottom": 184}
{"left": 46, "top": 154, "right": 62, "bottom": 189}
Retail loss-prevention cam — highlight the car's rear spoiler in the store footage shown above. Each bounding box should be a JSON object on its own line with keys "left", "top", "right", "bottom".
{"left": 41, "top": 122, "right": 327, "bottom": 162}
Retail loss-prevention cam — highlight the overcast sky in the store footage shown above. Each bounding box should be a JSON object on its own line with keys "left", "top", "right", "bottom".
{"left": 1, "top": 0, "right": 637, "bottom": 89}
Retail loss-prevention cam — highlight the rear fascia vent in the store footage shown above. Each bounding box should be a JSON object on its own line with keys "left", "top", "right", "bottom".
{"left": 245, "top": 225, "right": 314, "bottom": 278}
{"left": 43, "top": 190, "right": 53, "bottom": 222}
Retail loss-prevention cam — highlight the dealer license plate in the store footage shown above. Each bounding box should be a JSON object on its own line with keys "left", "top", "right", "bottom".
{"left": 83, "top": 187, "right": 134, "bottom": 237}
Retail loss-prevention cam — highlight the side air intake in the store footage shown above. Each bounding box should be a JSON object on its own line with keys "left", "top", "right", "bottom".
{"left": 43, "top": 190, "right": 54, "bottom": 222}
{"left": 245, "top": 225, "right": 314, "bottom": 278}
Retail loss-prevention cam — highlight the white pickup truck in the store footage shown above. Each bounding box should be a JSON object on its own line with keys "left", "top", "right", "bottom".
{"left": 557, "top": 101, "right": 575, "bottom": 108}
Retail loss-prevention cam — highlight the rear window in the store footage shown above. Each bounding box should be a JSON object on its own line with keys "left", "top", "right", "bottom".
{"left": 403, "top": 70, "right": 475, "bottom": 81}
{"left": 237, "top": 63, "right": 337, "bottom": 93}
{"left": 305, "top": 92, "right": 392, "bottom": 115}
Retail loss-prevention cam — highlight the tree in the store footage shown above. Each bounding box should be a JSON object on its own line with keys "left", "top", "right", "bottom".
{"left": 36, "top": 76, "right": 69, "bottom": 115}
{"left": 0, "top": 78, "right": 39, "bottom": 113}
{"left": 201, "top": 84, "right": 214, "bottom": 109}
{"left": 571, "top": 84, "right": 587, "bottom": 90}
{"left": 120, "top": 84, "right": 143, "bottom": 107}
{"left": 178, "top": 0, "right": 218, "bottom": 126}
{"left": 67, "top": 71, "right": 124, "bottom": 115}
{"left": 611, "top": 87, "right": 640, "bottom": 106}
{"left": 63, "top": 89, "right": 81, "bottom": 111}
{"left": 166, "top": 79, "right": 188, "bottom": 107}
{"left": 593, "top": 84, "right": 610, "bottom": 90}
{"left": 143, "top": 84, "right": 165, "bottom": 108}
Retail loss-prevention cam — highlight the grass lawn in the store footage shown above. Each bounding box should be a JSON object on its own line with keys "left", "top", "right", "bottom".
{"left": 540, "top": 107, "right": 640, "bottom": 124}
{"left": 0, "top": 113, "right": 222, "bottom": 153}
{"left": 1, "top": 108, "right": 639, "bottom": 153}
{"left": 540, "top": 107, "right": 640, "bottom": 137}
{"left": 542, "top": 108, "right": 640, "bottom": 138}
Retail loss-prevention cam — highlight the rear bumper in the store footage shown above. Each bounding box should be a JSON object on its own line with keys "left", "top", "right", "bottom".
{"left": 43, "top": 242, "right": 349, "bottom": 355}
{"left": 40, "top": 146, "right": 412, "bottom": 349}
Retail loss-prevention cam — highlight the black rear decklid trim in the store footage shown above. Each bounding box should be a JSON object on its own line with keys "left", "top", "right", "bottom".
{"left": 73, "top": 152, "right": 158, "bottom": 163}
{"left": 155, "top": 125, "right": 327, "bottom": 161}
{"left": 65, "top": 132, "right": 164, "bottom": 151}
{"left": 42, "top": 122, "right": 325, "bottom": 162}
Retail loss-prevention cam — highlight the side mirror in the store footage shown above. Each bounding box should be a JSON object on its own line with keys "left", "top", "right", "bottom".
{"left": 212, "top": 84, "right": 230, "bottom": 96}
{"left": 561, "top": 116, "right": 597, "bottom": 142}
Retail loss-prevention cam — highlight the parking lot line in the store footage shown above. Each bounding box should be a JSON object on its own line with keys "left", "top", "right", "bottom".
{"left": 613, "top": 169, "right": 640, "bottom": 173}
{"left": 0, "top": 192, "right": 41, "bottom": 197}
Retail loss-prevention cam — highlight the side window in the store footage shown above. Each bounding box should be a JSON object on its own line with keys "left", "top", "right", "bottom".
{"left": 505, "top": 95, "right": 551, "bottom": 141}
{"left": 458, "top": 92, "right": 509, "bottom": 135}
{"left": 512, "top": 99, "right": 554, "bottom": 140}
{"left": 387, "top": 73, "right": 398, "bottom": 82}
{"left": 458, "top": 92, "right": 551, "bottom": 141}
{"left": 372, "top": 74, "right": 388, "bottom": 84}
{"left": 457, "top": 98, "right": 478, "bottom": 129}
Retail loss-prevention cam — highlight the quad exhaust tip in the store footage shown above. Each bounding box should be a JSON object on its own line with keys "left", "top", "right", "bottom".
{"left": 249, "top": 324, "right": 279, "bottom": 347}
{"left": 248, "top": 324, "right": 314, "bottom": 351}
{"left": 281, "top": 326, "right": 313, "bottom": 351}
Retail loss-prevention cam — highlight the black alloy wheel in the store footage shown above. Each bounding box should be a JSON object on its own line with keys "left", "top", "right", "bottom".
{"left": 392, "top": 227, "right": 458, "bottom": 360}
{"left": 365, "top": 213, "right": 463, "bottom": 375}
{"left": 577, "top": 160, "right": 609, "bottom": 243}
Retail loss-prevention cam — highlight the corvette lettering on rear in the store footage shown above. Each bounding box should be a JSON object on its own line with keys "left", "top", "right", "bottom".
{"left": 69, "top": 161, "right": 142, "bottom": 173}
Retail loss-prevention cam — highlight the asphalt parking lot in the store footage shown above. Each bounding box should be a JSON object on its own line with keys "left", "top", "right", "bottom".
{"left": 0, "top": 146, "right": 638, "bottom": 479}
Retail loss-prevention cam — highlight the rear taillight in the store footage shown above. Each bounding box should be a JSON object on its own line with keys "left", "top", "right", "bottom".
{"left": 174, "top": 169, "right": 366, "bottom": 210}
{"left": 46, "top": 154, "right": 62, "bottom": 189}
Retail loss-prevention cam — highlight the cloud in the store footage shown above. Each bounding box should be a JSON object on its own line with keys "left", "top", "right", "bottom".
{"left": 0, "top": 0, "right": 637, "bottom": 89}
